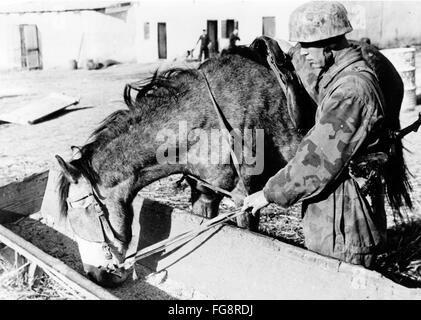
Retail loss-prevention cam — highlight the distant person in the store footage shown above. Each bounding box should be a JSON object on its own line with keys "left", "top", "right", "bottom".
{"left": 196, "top": 29, "right": 210, "bottom": 62}
{"left": 229, "top": 29, "right": 240, "bottom": 49}
{"left": 360, "top": 37, "right": 371, "bottom": 45}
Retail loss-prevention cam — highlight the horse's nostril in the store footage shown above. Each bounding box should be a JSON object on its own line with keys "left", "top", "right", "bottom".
{"left": 84, "top": 264, "right": 129, "bottom": 288}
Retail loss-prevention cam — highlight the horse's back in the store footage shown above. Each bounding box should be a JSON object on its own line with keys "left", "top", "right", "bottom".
{"left": 195, "top": 53, "right": 293, "bottom": 133}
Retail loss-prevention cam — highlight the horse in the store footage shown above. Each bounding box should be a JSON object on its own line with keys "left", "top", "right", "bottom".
{"left": 55, "top": 39, "right": 411, "bottom": 288}
{"left": 55, "top": 43, "right": 317, "bottom": 287}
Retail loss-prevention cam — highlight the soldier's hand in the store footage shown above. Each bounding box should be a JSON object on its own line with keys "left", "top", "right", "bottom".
{"left": 241, "top": 190, "right": 269, "bottom": 215}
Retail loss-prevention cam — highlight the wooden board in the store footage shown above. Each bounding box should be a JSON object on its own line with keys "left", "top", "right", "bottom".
{"left": 0, "top": 93, "right": 79, "bottom": 125}
{"left": 0, "top": 171, "right": 49, "bottom": 224}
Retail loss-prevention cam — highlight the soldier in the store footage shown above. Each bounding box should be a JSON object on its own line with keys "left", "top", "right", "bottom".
{"left": 196, "top": 29, "right": 210, "bottom": 62}
{"left": 242, "top": 1, "right": 388, "bottom": 268}
{"left": 229, "top": 29, "right": 241, "bottom": 49}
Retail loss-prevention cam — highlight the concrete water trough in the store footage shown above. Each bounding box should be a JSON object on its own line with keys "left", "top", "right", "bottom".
{"left": 1, "top": 169, "right": 421, "bottom": 300}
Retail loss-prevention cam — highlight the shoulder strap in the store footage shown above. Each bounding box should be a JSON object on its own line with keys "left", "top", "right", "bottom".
{"left": 342, "top": 68, "right": 385, "bottom": 115}
{"left": 320, "top": 67, "right": 385, "bottom": 116}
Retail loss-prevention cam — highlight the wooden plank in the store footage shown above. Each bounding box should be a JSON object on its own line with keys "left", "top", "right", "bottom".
{"left": 0, "top": 93, "right": 79, "bottom": 125}
{"left": 0, "top": 171, "right": 49, "bottom": 224}
{"left": 0, "top": 223, "right": 118, "bottom": 300}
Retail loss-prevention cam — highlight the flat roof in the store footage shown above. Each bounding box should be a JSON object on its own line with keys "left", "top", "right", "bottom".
{"left": 0, "top": 1, "right": 133, "bottom": 14}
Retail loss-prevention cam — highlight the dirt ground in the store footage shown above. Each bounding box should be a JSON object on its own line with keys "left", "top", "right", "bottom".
{"left": 0, "top": 63, "right": 160, "bottom": 185}
{"left": 1, "top": 54, "right": 421, "bottom": 298}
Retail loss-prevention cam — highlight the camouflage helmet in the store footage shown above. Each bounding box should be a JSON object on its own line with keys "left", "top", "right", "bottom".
{"left": 289, "top": 1, "right": 353, "bottom": 43}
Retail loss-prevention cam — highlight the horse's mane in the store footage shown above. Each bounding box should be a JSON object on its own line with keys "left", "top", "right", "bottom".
{"left": 219, "top": 45, "right": 269, "bottom": 67}
{"left": 124, "top": 68, "right": 199, "bottom": 111}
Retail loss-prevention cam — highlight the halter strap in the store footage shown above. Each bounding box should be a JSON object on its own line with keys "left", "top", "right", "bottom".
{"left": 67, "top": 187, "right": 127, "bottom": 250}
{"left": 90, "top": 189, "right": 127, "bottom": 249}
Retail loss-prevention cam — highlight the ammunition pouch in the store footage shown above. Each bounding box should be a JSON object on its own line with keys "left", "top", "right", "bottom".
{"left": 348, "top": 152, "right": 388, "bottom": 196}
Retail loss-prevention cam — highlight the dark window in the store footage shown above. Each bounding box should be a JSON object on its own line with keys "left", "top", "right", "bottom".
{"left": 157, "top": 22, "right": 167, "bottom": 59}
{"left": 221, "top": 19, "right": 235, "bottom": 38}
{"left": 144, "top": 22, "right": 150, "bottom": 40}
{"left": 262, "top": 16, "right": 276, "bottom": 37}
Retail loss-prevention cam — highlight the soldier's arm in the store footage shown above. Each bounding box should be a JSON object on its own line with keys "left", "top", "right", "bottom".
{"left": 263, "top": 86, "right": 378, "bottom": 207}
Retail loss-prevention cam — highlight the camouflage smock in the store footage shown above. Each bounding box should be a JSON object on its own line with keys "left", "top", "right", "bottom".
{"left": 263, "top": 44, "right": 387, "bottom": 267}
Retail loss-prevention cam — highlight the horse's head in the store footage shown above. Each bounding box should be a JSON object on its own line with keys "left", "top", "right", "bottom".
{"left": 55, "top": 154, "right": 130, "bottom": 287}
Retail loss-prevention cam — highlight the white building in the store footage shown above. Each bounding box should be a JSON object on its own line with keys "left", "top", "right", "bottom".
{"left": 1, "top": 0, "right": 420, "bottom": 70}
{"left": 133, "top": 0, "right": 307, "bottom": 62}
{"left": 0, "top": 1, "right": 138, "bottom": 70}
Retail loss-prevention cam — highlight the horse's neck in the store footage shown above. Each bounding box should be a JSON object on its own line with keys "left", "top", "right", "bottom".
{"left": 92, "top": 119, "right": 189, "bottom": 190}
{"left": 134, "top": 163, "right": 186, "bottom": 190}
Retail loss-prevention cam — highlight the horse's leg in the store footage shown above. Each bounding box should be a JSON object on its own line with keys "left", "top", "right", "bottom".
{"left": 231, "top": 177, "right": 260, "bottom": 231}
{"left": 185, "top": 172, "right": 260, "bottom": 231}
{"left": 185, "top": 176, "right": 223, "bottom": 219}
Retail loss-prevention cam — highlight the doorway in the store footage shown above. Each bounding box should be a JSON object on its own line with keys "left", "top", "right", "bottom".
{"left": 19, "top": 24, "right": 41, "bottom": 69}
{"left": 225, "top": 19, "right": 235, "bottom": 38}
{"left": 157, "top": 22, "right": 167, "bottom": 59}
{"left": 207, "top": 20, "right": 218, "bottom": 53}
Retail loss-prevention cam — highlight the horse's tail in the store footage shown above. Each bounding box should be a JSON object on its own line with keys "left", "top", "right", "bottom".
{"left": 380, "top": 63, "right": 413, "bottom": 219}
{"left": 384, "top": 138, "right": 413, "bottom": 218}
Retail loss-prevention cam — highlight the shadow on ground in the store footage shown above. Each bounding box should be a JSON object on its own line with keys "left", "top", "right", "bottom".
{"left": 375, "top": 217, "right": 421, "bottom": 288}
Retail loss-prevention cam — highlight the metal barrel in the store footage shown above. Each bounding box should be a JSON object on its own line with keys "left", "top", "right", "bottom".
{"left": 68, "top": 59, "right": 78, "bottom": 70}
{"left": 380, "top": 47, "right": 416, "bottom": 111}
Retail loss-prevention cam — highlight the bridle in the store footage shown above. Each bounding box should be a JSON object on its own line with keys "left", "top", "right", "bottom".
{"left": 66, "top": 185, "right": 127, "bottom": 270}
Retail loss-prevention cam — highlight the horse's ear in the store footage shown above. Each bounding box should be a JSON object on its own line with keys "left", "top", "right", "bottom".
{"left": 55, "top": 155, "right": 78, "bottom": 184}
{"left": 70, "top": 146, "right": 82, "bottom": 159}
